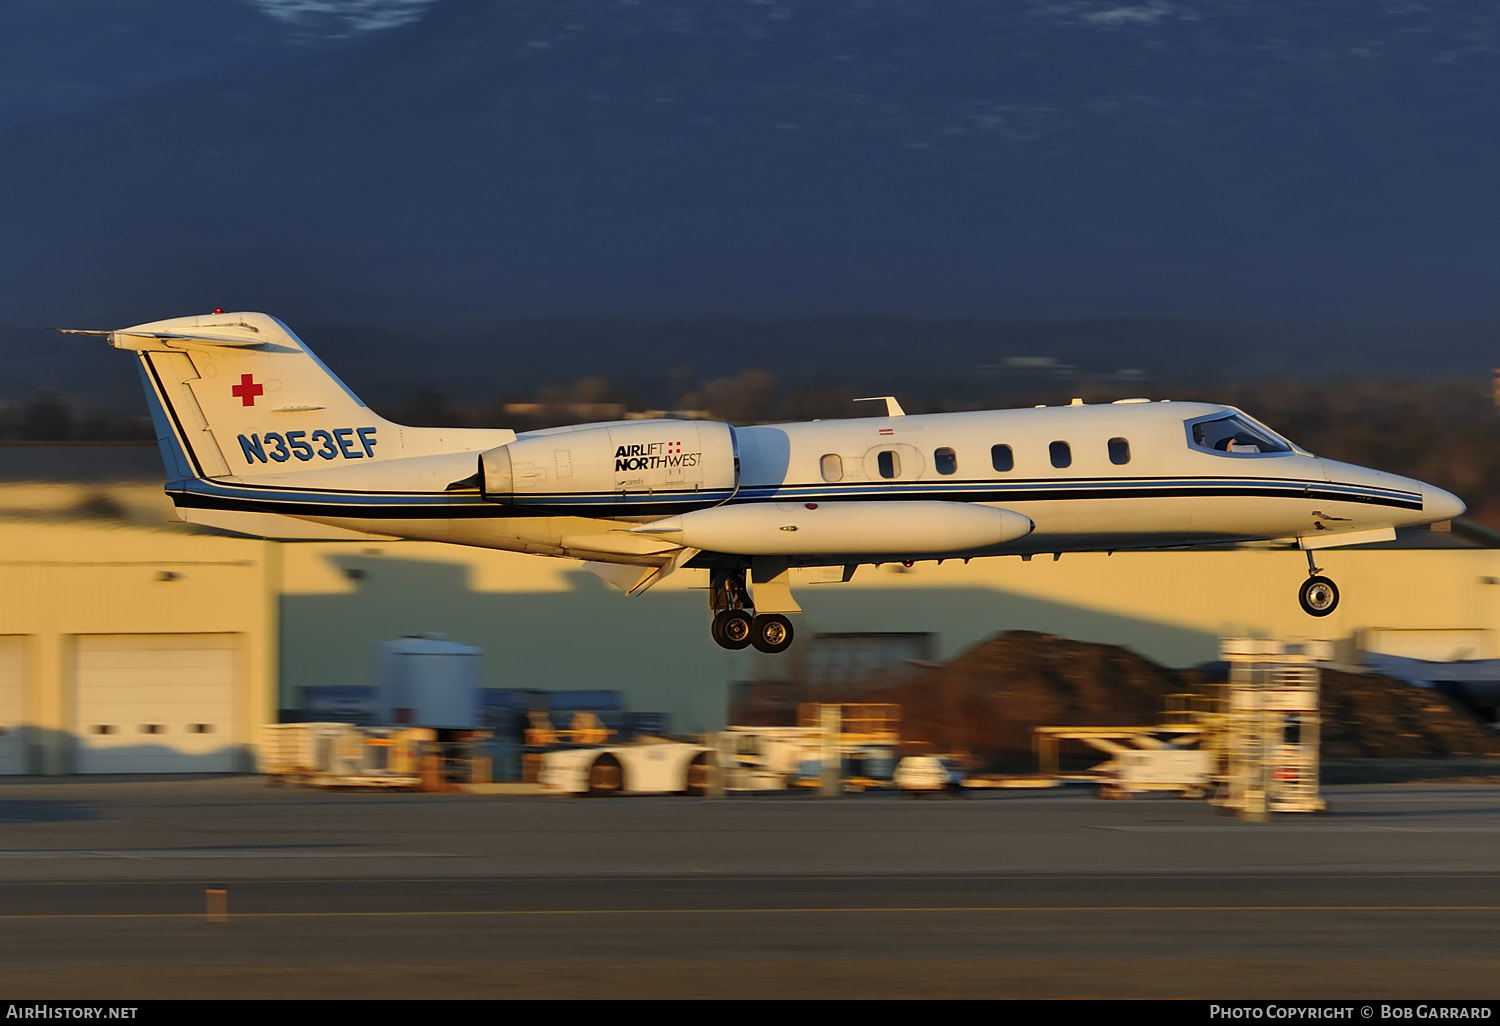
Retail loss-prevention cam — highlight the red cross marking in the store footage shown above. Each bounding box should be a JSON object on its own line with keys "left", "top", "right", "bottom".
{"left": 231, "top": 373, "right": 264, "bottom": 407}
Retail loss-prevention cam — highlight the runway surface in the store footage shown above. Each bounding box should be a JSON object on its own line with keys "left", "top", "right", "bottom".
{"left": 1, "top": 777, "right": 1498, "bottom": 998}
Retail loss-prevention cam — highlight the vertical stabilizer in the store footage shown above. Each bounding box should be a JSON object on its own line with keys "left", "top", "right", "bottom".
{"left": 83, "top": 313, "right": 394, "bottom": 481}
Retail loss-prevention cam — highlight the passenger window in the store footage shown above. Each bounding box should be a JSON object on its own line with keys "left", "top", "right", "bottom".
{"left": 991, "top": 444, "right": 1013, "bottom": 472}
{"left": 1108, "top": 437, "right": 1130, "bottom": 465}
{"left": 934, "top": 447, "right": 957, "bottom": 475}
{"left": 877, "top": 450, "right": 901, "bottom": 479}
{"left": 1050, "top": 441, "right": 1071, "bottom": 469}
{"left": 820, "top": 454, "right": 843, "bottom": 482}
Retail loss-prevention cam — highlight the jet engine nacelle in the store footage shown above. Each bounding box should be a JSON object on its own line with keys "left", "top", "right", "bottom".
{"left": 635, "top": 501, "right": 1034, "bottom": 556}
{"left": 480, "top": 420, "right": 737, "bottom": 505}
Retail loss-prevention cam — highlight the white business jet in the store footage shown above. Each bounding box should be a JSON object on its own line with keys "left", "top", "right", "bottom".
{"left": 68, "top": 312, "right": 1464, "bottom": 653}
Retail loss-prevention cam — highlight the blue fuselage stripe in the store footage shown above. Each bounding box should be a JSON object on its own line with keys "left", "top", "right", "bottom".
{"left": 167, "top": 475, "right": 1424, "bottom": 518}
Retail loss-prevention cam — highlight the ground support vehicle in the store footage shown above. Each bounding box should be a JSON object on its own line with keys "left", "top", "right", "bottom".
{"left": 539, "top": 741, "right": 716, "bottom": 796}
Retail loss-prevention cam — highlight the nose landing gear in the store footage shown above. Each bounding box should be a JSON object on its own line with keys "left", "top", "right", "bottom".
{"left": 1298, "top": 549, "right": 1340, "bottom": 617}
{"left": 709, "top": 568, "right": 797, "bottom": 653}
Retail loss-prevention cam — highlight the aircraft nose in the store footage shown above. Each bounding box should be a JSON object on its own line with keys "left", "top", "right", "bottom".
{"left": 1422, "top": 483, "right": 1465, "bottom": 523}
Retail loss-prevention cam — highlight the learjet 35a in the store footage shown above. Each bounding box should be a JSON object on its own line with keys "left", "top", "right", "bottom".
{"left": 71, "top": 312, "right": 1465, "bottom": 654}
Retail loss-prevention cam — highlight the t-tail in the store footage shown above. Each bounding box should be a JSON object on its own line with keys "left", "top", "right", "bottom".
{"left": 66, "top": 312, "right": 396, "bottom": 481}
{"left": 65, "top": 312, "right": 511, "bottom": 480}
{"left": 64, "top": 312, "right": 514, "bottom": 537}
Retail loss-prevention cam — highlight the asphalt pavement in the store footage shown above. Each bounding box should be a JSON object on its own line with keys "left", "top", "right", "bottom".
{"left": 1, "top": 777, "right": 1498, "bottom": 998}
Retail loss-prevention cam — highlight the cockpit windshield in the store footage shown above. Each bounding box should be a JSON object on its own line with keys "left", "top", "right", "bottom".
{"left": 1186, "top": 413, "right": 1293, "bottom": 456}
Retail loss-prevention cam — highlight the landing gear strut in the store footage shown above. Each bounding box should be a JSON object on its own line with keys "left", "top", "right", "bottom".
{"left": 1298, "top": 549, "right": 1339, "bottom": 617}
{"left": 709, "top": 568, "right": 796, "bottom": 653}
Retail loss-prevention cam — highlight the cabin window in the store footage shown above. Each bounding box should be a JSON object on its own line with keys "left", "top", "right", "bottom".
{"left": 991, "top": 444, "right": 1013, "bottom": 472}
{"left": 877, "top": 450, "right": 901, "bottom": 479}
{"left": 1108, "top": 437, "right": 1131, "bottom": 465}
{"left": 1049, "top": 441, "right": 1072, "bottom": 469}
{"left": 934, "top": 447, "right": 957, "bottom": 475}
{"left": 820, "top": 454, "right": 843, "bottom": 482}
{"left": 1187, "top": 413, "right": 1293, "bottom": 456}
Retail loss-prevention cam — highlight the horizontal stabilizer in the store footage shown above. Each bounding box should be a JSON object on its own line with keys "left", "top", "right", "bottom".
{"left": 59, "top": 328, "right": 266, "bottom": 348}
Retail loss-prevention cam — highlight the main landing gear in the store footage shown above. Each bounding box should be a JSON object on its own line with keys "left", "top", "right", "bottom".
{"left": 1298, "top": 549, "right": 1340, "bottom": 617}
{"left": 709, "top": 567, "right": 795, "bottom": 654}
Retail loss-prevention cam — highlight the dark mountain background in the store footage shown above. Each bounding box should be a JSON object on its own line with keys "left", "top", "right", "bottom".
{"left": 2, "top": 0, "right": 1498, "bottom": 407}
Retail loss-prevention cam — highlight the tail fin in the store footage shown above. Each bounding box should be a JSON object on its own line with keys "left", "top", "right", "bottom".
{"left": 68, "top": 312, "right": 394, "bottom": 481}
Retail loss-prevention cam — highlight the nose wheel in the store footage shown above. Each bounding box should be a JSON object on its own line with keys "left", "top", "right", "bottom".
{"left": 1298, "top": 550, "right": 1340, "bottom": 617}
{"left": 1299, "top": 576, "right": 1339, "bottom": 616}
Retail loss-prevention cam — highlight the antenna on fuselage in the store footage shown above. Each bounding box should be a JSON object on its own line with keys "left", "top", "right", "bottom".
{"left": 853, "top": 396, "right": 906, "bottom": 417}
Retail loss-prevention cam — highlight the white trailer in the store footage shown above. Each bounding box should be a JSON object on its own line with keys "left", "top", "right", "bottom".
{"left": 540, "top": 741, "right": 715, "bottom": 796}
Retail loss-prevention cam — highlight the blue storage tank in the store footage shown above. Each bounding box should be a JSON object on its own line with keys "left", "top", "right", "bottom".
{"left": 376, "top": 636, "right": 482, "bottom": 728}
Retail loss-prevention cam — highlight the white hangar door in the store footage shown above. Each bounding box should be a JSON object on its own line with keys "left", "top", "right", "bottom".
{"left": 73, "top": 634, "right": 239, "bottom": 774}
{"left": 0, "top": 637, "right": 25, "bottom": 775}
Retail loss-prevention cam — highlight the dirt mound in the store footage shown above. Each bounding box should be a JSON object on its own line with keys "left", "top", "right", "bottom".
{"left": 886, "top": 632, "right": 1188, "bottom": 771}
{"left": 740, "top": 630, "right": 1500, "bottom": 773}
{"left": 1307, "top": 667, "right": 1500, "bottom": 761}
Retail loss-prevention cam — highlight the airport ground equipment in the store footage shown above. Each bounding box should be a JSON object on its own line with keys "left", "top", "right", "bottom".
{"left": 523, "top": 709, "right": 612, "bottom": 746}
{"left": 539, "top": 740, "right": 716, "bottom": 796}
{"left": 1211, "top": 639, "right": 1327, "bottom": 818}
{"left": 259, "top": 722, "right": 354, "bottom": 784}
{"left": 521, "top": 709, "right": 615, "bottom": 782}
{"left": 1033, "top": 710, "right": 1211, "bottom": 798}
{"left": 717, "top": 703, "right": 902, "bottom": 792}
{"left": 258, "top": 722, "right": 425, "bottom": 789}
{"left": 893, "top": 755, "right": 967, "bottom": 795}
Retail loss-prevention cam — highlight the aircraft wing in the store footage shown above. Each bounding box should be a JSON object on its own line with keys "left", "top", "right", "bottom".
{"left": 582, "top": 547, "right": 701, "bottom": 596}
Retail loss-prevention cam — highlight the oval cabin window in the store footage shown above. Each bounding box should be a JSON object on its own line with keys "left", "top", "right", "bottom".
{"left": 820, "top": 454, "right": 843, "bottom": 482}
{"left": 1050, "top": 441, "right": 1072, "bottom": 469}
{"left": 877, "top": 450, "right": 901, "bottom": 479}
{"left": 991, "top": 444, "right": 1014, "bottom": 472}
{"left": 1108, "top": 437, "right": 1131, "bottom": 465}
{"left": 934, "top": 448, "right": 957, "bottom": 475}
